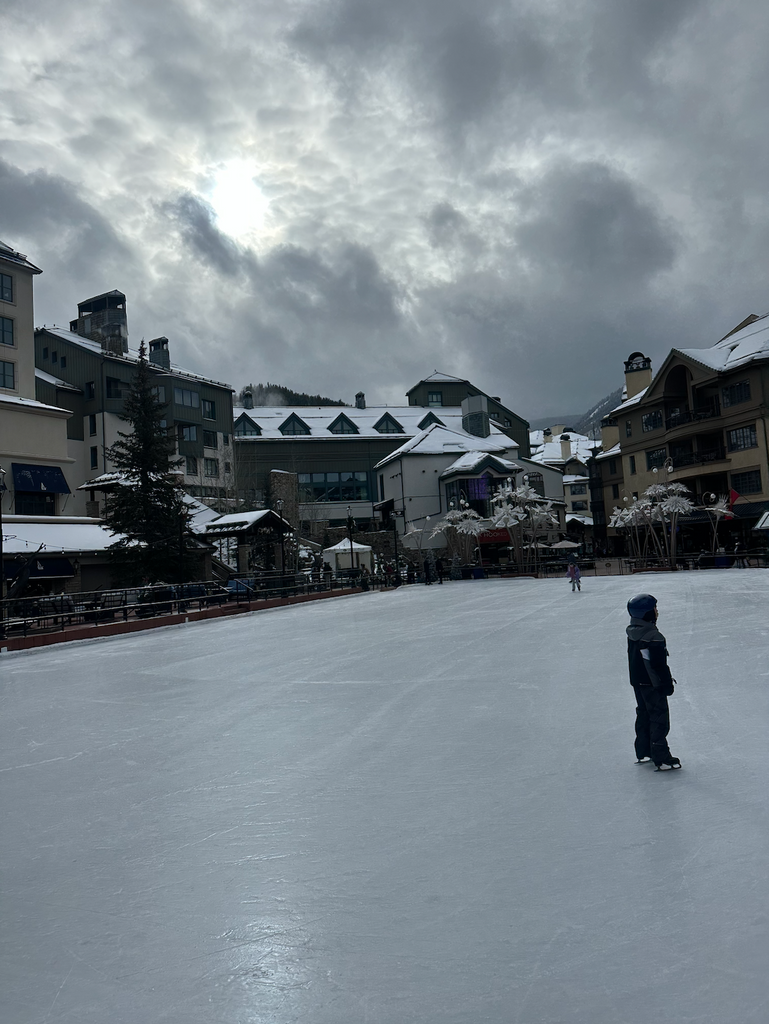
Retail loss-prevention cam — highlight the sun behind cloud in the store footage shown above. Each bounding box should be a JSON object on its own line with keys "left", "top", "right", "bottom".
{"left": 208, "top": 160, "right": 269, "bottom": 240}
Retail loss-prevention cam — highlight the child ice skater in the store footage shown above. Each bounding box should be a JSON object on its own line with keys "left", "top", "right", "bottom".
{"left": 567, "top": 562, "right": 581, "bottom": 591}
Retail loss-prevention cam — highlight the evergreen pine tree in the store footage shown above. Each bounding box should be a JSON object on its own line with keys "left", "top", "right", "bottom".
{"left": 103, "top": 342, "right": 195, "bottom": 584}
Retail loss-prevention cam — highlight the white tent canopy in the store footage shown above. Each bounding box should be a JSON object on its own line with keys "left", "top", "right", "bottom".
{"left": 322, "top": 538, "right": 374, "bottom": 572}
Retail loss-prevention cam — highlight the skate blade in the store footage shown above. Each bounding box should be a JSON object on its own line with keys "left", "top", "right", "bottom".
{"left": 654, "top": 763, "right": 682, "bottom": 771}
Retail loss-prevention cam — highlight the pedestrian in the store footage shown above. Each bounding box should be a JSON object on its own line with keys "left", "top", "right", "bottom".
{"left": 626, "top": 594, "right": 681, "bottom": 770}
{"left": 566, "top": 562, "right": 581, "bottom": 591}
{"left": 423, "top": 557, "right": 432, "bottom": 584}
{"left": 435, "top": 557, "right": 444, "bottom": 583}
{"left": 733, "top": 540, "right": 747, "bottom": 568}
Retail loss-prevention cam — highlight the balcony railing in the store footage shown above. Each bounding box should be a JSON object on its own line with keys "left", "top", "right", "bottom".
{"left": 670, "top": 446, "right": 727, "bottom": 469}
{"left": 665, "top": 402, "right": 720, "bottom": 430}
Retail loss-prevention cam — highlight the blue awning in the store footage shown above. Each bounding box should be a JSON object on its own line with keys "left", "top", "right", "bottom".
{"left": 4, "top": 557, "right": 75, "bottom": 580}
{"left": 11, "top": 463, "right": 71, "bottom": 494}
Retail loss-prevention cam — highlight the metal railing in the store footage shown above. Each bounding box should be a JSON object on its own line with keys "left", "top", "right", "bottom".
{"left": 665, "top": 403, "right": 720, "bottom": 430}
{"left": 670, "top": 446, "right": 727, "bottom": 468}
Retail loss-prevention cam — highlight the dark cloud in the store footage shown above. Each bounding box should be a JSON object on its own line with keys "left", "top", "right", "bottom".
{"left": 160, "top": 193, "right": 243, "bottom": 278}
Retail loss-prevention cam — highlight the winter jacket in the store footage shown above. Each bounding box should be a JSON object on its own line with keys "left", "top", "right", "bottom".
{"left": 627, "top": 617, "right": 675, "bottom": 696}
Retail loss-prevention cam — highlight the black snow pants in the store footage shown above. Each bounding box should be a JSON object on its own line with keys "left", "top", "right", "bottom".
{"left": 632, "top": 684, "right": 671, "bottom": 763}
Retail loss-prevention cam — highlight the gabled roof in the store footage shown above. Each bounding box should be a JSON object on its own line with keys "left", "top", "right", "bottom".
{"left": 440, "top": 452, "right": 521, "bottom": 478}
{"left": 278, "top": 412, "right": 311, "bottom": 435}
{"left": 373, "top": 412, "right": 404, "bottom": 433}
{"left": 374, "top": 423, "right": 513, "bottom": 469}
{"left": 418, "top": 411, "right": 445, "bottom": 430}
{"left": 328, "top": 412, "right": 359, "bottom": 434}
{"left": 674, "top": 312, "right": 769, "bottom": 372}
{"left": 409, "top": 371, "right": 468, "bottom": 389}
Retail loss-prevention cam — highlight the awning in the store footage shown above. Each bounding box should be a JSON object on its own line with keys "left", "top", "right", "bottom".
{"left": 4, "top": 557, "right": 75, "bottom": 580}
{"left": 11, "top": 463, "right": 71, "bottom": 494}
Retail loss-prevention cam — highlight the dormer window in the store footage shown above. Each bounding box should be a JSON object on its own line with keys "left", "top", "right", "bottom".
{"left": 279, "top": 413, "right": 311, "bottom": 435}
{"left": 418, "top": 412, "right": 444, "bottom": 430}
{"left": 427, "top": 391, "right": 443, "bottom": 407}
{"left": 328, "top": 413, "right": 359, "bottom": 434}
{"left": 374, "top": 413, "right": 404, "bottom": 434}
{"left": 234, "top": 414, "right": 261, "bottom": 436}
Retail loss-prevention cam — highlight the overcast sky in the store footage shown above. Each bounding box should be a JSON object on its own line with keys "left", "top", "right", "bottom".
{"left": 3, "top": 0, "right": 769, "bottom": 417}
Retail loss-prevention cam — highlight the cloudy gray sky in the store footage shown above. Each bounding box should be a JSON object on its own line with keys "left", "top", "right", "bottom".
{"left": 3, "top": 0, "right": 769, "bottom": 417}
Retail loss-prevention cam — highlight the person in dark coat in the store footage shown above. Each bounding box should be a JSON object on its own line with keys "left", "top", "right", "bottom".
{"left": 423, "top": 557, "right": 432, "bottom": 584}
{"left": 435, "top": 557, "right": 444, "bottom": 583}
{"left": 626, "top": 594, "right": 681, "bottom": 770}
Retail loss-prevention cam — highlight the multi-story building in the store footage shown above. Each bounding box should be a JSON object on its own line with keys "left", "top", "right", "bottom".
{"left": 35, "top": 292, "right": 235, "bottom": 510}
{"left": 0, "top": 241, "right": 76, "bottom": 516}
{"left": 594, "top": 320, "right": 769, "bottom": 550}
{"left": 406, "top": 372, "right": 530, "bottom": 455}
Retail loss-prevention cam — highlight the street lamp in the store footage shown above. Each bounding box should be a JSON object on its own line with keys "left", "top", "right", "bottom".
{"left": 346, "top": 505, "right": 355, "bottom": 577}
{"left": 275, "top": 498, "right": 285, "bottom": 574}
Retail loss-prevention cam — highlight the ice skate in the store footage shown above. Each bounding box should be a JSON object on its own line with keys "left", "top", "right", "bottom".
{"left": 635, "top": 756, "right": 652, "bottom": 764}
{"left": 654, "top": 756, "right": 681, "bottom": 771}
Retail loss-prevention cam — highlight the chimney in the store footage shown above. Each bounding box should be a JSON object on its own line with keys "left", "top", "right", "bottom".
{"left": 243, "top": 391, "right": 254, "bottom": 410}
{"left": 600, "top": 415, "right": 619, "bottom": 449}
{"left": 624, "top": 352, "right": 652, "bottom": 399}
{"left": 461, "top": 395, "right": 490, "bottom": 438}
{"left": 72, "top": 290, "right": 128, "bottom": 354}
{"left": 355, "top": 391, "right": 366, "bottom": 410}
{"left": 148, "top": 336, "right": 170, "bottom": 369}
{"left": 560, "top": 433, "right": 572, "bottom": 462}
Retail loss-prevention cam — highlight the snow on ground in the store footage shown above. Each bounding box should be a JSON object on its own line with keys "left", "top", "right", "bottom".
{"left": 2, "top": 572, "right": 768, "bottom": 1024}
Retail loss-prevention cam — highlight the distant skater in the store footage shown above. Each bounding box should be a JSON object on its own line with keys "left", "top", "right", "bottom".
{"left": 566, "top": 562, "right": 581, "bottom": 591}
{"left": 435, "top": 557, "right": 444, "bottom": 583}
{"left": 626, "top": 594, "right": 681, "bottom": 771}
{"left": 423, "top": 557, "right": 432, "bottom": 584}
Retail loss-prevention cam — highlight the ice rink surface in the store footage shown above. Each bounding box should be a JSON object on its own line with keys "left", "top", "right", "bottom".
{"left": 2, "top": 572, "right": 769, "bottom": 1024}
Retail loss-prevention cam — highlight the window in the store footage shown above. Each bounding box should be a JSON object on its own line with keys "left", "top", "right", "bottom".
{"left": 15, "top": 492, "right": 55, "bottom": 516}
{"left": 0, "top": 316, "right": 13, "bottom": 346}
{"left": 374, "top": 414, "right": 404, "bottom": 434}
{"left": 0, "top": 273, "right": 12, "bottom": 302}
{"left": 526, "top": 472, "right": 545, "bottom": 497}
{"left": 504, "top": 418, "right": 511, "bottom": 427}
{"left": 490, "top": 410, "right": 500, "bottom": 421}
{"left": 279, "top": 414, "right": 310, "bottom": 435}
{"left": 174, "top": 386, "right": 200, "bottom": 408}
{"left": 418, "top": 412, "right": 443, "bottom": 430}
{"left": 106, "top": 377, "right": 127, "bottom": 399}
{"left": 90, "top": 446, "right": 98, "bottom": 470}
{"left": 427, "top": 391, "right": 443, "bottom": 407}
{"left": 60, "top": 356, "right": 66, "bottom": 369}
{"left": 222, "top": 433, "right": 229, "bottom": 445}
{"left": 570, "top": 483, "right": 587, "bottom": 495}
{"left": 646, "top": 447, "right": 667, "bottom": 470}
{"left": 572, "top": 501, "right": 588, "bottom": 511}
{"left": 179, "top": 424, "right": 197, "bottom": 442}
{"left": 642, "top": 410, "right": 663, "bottom": 432}
{"left": 608, "top": 459, "right": 616, "bottom": 474}
{"left": 85, "top": 381, "right": 95, "bottom": 401}
{"left": 204, "top": 458, "right": 219, "bottom": 477}
{"left": 629, "top": 455, "right": 636, "bottom": 475}
{"left": 731, "top": 469, "right": 762, "bottom": 494}
{"left": 727, "top": 425, "right": 757, "bottom": 451}
{"left": 202, "top": 399, "right": 216, "bottom": 419}
{"left": 379, "top": 474, "right": 384, "bottom": 501}
{"left": 203, "top": 430, "right": 218, "bottom": 449}
{"left": 51, "top": 351, "right": 57, "bottom": 364}
{"left": 224, "top": 461, "right": 231, "bottom": 473}
{"left": 611, "top": 484, "right": 620, "bottom": 499}
{"left": 298, "top": 471, "right": 370, "bottom": 502}
{"left": 328, "top": 414, "right": 358, "bottom": 434}
{"left": 186, "top": 456, "right": 198, "bottom": 475}
{"left": 152, "top": 385, "right": 166, "bottom": 402}
{"left": 625, "top": 420, "right": 632, "bottom": 437}
{"left": 234, "top": 418, "right": 260, "bottom": 436}
{"left": 0, "top": 360, "right": 14, "bottom": 389}
{"left": 88, "top": 414, "right": 97, "bottom": 436}
{"left": 722, "top": 380, "right": 750, "bottom": 407}
{"left": 42, "top": 347, "right": 48, "bottom": 359}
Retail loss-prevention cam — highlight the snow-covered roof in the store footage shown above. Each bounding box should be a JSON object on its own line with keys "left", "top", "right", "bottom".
{"left": 235, "top": 405, "right": 510, "bottom": 442}
{"left": 35, "top": 368, "right": 83, "bottom": 393}
{"left": 37, "top": 326, "right": 233, "bottom": 391}
{"left": 675, "top": 313, "right": 769, "bottom": 373}
{"left": 374, "top": 423, "right": 514, "bottom": 469}
{"left": 322, "top": 539, "right": 373, "bottom": 553}
{"left": 0, "top": 241, "right": 42, "bottom": 274}
{"left": 203, "top": 509, "right": 291, "bottom": 537}
{"left": 0, "top": 393, "right": 71, "bottom": 415}
{"left": 566, "top": 513, "right": 594, "bottom": 526}
{"left": 563, "top": 474, "right": 589, "bottom": 483}
{"left": 440, "top": 452, "right": 521, "bottom": 477}
{"left": 1, "top": 516, "right": 118, "bottom": 554}
{"left": 529, "top": 435, "right": 595, "bottom": 467}
{"left": 417, "top": 371, "right": 468, "bottom": 384}
{"left": 595, "top": 443, "right": 621, "bottom": 461}
{"left": 610, "top": 387, "right": 648, "bottom": 415}
{"left": 182, "top": 494, "right": 222, "bottom": 534}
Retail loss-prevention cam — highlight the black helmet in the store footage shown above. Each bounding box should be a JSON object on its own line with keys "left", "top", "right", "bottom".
{"left": 627, "top": 593, "right": 657, "bottom": 618}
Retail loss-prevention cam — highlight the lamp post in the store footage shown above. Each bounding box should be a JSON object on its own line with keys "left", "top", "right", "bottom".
{"left": 0, "top": 464, "right": 5, "bottom": 642}
{"left": 275, "top": 498, "right": 285, "bottom": 574}
{"left": 346, "top": 505, "right": 355, "bottom": 577}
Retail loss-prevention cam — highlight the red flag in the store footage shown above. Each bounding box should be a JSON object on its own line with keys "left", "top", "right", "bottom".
{"left": 726, "top": 489, "right": 741, "bottom": 519}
